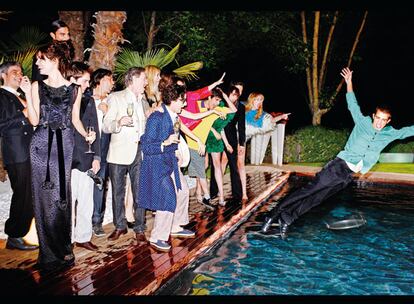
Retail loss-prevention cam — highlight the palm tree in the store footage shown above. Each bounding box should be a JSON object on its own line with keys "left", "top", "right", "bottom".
{"left": 114, "top": 43, "right": 203, "bottom": 84}
{"left": 87, "top": 11, "right": 128, "bottom": 71}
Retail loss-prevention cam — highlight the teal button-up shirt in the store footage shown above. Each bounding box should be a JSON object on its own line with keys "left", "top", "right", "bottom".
{"left": 337, "top": 92, "right": 414, "bottom": 174}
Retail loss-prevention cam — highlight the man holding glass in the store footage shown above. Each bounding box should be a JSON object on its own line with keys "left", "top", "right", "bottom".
{"left": 103, "top": 67, "right": 150, "bottom": 243}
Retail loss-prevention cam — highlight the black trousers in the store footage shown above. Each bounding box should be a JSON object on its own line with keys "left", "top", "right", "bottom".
{"left": 108, "top": 146, "right": 146, "bottom": 233}
{"left": 209, "top": 143, "right": 242, "bottom": 201}
{"left": 4, "top": 161, "right": 34, "bottom": 238}
{"left": 271, "top": 157, "right": 354, "bottom": 225}
{"left": 92, "top": 161, "right": 109, "bottom": 227}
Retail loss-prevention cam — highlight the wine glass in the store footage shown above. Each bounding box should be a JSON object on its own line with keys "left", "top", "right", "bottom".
{"left": 173, "top": 117, "right": 181, "bottom": 137}
{"left": 85, "top": 126, "right": 95, "bottom": 154}
{"left": 127, "top": 102, "right": 134, "bottom": 127}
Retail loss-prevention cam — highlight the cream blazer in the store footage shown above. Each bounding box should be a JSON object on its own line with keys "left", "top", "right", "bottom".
{"left": 103, "top": 88, "right": 150, "bottom": 165}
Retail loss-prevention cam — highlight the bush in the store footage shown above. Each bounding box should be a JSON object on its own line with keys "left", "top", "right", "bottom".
{"left": 283, "top": 126, "right": 350, "bottom": 163}
{"left": 382, "top": 138, "right": 414, "bottom": 153}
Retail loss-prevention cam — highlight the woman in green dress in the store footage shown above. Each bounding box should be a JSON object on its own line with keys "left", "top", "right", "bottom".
{"left": 205, "top": 88, "right": 237, "bottom": 206}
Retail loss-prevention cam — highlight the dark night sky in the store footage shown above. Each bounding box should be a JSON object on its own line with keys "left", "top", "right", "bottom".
{"left": 1, "top": 8, "right": 413, "bottom": 133}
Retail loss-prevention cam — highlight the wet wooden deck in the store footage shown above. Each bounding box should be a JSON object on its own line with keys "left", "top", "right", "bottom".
{"left": 0, "top": 165, "right": 289, "bottom": 295}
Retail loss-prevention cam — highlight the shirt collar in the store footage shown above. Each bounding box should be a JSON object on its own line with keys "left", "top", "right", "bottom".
{"left": 166, "top": 104, "right": 178, "bottom": 122}
{"left": 1, "top": 85, "right": 20, "bottom": 96}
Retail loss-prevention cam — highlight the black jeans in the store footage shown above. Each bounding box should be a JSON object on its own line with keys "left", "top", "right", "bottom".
{"left": 108, "top": 146, "right": 146, "bottom": 233}
{"left": 4, "top": 161, "right": 33, "bottom": 238}
{"left": 271, "top": 157, "right": 354, "bottom": 225}
{"left": 92, "top": 161, "right": 109, "bottom": 227}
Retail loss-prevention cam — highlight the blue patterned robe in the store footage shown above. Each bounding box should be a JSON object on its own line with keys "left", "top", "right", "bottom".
{"left": 138, "top": 104, "right": 181, "bottom": 212}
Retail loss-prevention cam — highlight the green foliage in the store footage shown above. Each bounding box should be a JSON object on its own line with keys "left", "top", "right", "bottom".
{"left": 114, "top": 43, "right": 202, "bottom": 84}
{"left": 0, "top": 26, "right": 47, "bottom": 79}
{"left": 283, "top": 126, "right": 350, "bottom": 162}
{"left": 382, "top": 139, "right": 414, "bottom": 153}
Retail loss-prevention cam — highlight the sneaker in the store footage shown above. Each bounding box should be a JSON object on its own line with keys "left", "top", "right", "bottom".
{"left": 93, "top": 225, "right": 106, "bottom": 237}
{"left": 200, "top": 198, "right": 215, "bottom": 211}
{"left": 150, "top": 240, "right": 171, "bottom": 252}
{"left": 170, "top": 229, "right": 196, "bottom": 238}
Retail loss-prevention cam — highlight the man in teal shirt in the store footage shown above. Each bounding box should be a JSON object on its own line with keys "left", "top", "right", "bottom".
{"left": 262, "top": 67, "right": 414, "bottom": 239}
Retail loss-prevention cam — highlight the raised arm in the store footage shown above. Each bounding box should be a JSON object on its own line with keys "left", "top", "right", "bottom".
{"left": 340, "top": 67, "right": 364, "bottom": 123}
{"left": 217, "top": 88, "right": 237, "bottom": 113}
{"left": 180, "top": 108, "right": 226, "bottom": 120}
{"left": 27, "top": 81, "right": 40, "bottom": 126}
{"left": 207, "top": 72, "right": 225, "bottom": 91}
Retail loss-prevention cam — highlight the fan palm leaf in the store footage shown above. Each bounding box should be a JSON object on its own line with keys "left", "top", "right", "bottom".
{"left": 9, "top": 47, "right": 38, "bottom": 77}
{"left": 173, "top": 61, "right": 204, "bottom": 81}
{"left": 0, "top": 26, "right": 47, "bottom": 54}
{"left": 114, "top": 43, "right": 202, "bottom": 84}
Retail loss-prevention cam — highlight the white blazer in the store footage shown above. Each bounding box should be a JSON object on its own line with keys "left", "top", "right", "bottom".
{"left": 103, "top": 87, "right": 150, "bottom": 165}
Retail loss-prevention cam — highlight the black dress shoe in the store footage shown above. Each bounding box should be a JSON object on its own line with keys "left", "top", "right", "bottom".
{"left": 107, "top": 228, "right": 128, "bottom": 241}
{"left": 278, "top": 218, "right": 289, "bottom": 240}
{"left": 135, "top": 232, "right": 147, "bottom": 243}
{"left": 261, "top": 216, "right": 274, "bottom": 233}
{"left": 127, "top": 221, "right": 135, "bottom": 229}
{"left": 76, "top": 241, "right": 99, "bottom": 251}
{"left": 6, "top": 237, "right": 38, "bottom": 251}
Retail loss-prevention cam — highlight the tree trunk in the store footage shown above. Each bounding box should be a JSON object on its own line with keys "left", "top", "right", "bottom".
{"left": 311, "top": 11, "right": 320, "bottom": 125}
{"left": 88, "top": 11, "right": 127, "bottom": 71}
{"left": 328, "top": 11, "right": 368, "bottom": 105}
{"left": 58, "top": 11, "right": 87, "bottom": 61}
{"left": 318, "top": 11, "right": 338, "bottom": 92}
{"left": 301, "top": 11, "right": 313, "bottom": 112}
{"left": 147, "top": 11, "right": 159, "bottom": 51}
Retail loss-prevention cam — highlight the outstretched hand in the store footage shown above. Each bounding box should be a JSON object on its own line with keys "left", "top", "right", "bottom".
{"left": 340, "top": 67, "right": 353, "bottom": 84}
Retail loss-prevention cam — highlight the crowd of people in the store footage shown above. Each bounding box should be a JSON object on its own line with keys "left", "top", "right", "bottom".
{"left": 0, "top": 20, "right": 288, "bottom": 271}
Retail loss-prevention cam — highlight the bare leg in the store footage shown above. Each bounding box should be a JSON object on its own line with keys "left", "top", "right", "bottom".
{"left": 211, "top": 152, "right": 225, "bottom": 205}
{"left": 221, "top": 151, "right": 228, "bottom": 174}
{"left": 237, "top": 145, "right": 247, "bottom": 199}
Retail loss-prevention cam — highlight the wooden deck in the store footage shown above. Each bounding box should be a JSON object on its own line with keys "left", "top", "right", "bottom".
{"left": 0, "top": 165, "right": 289, "bottom": 295}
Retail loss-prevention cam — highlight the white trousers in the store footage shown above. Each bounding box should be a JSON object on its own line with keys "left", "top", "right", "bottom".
{"left": 71, "top": 169, "right": 94, "bottom": 243}
{"left": 149, "top": 170, "right": 190, "bottom": 243}
{"left": 271, "top": 123, "right": 286, "bottom": 166}
{"left": 250, "top": 123, "right": 286, "bottom": 165}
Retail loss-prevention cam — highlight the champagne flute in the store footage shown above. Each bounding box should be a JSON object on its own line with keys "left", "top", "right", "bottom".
{"left": 173, "top": 117, "right": 181, "bottom": 137}
{"left": 85, "top": 126, "right": 95, "bottom": 154}
{"left": 127, "top": 102, "right": 134, "bottom": 127}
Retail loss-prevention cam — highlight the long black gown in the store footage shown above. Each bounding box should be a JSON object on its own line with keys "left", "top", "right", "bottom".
{"left": 30, "top": 81, "right": 79, "bottom": 270}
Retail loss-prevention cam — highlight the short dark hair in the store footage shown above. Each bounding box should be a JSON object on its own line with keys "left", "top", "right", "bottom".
{"left": 375, "top": 104, "right": 392, "bottom": 118}
{"left": 67, "top": 61, "right": 91, "bottom": 80}
{"left": 124, "top": 67, "right": 145, "bottom": 87}
{"left": 227, "top": 85, "right": 240, "bottom": 97}
{"left": 161, "top": 83, "right": 186, "bottom": 105}
{"left": 90, "top": 68, "right": 112, "bottom": 89}
{"left": 230, "top": 80, "right": 244, "bottom": 88}
{"left": 50, "top": 20, "right": 68, "bottom": 34}
{"left": 0, "top": 61, "right": 22, "bottom": 76}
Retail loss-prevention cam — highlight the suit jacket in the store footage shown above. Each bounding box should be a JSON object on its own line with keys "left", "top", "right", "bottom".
{"left": 71, "top": 95, "right": 101, "bottom": 172}
{"left": 0, "top": 88, "right": 33, "bottom": 165}
{"left": 224, "top": 101, "right": 246, "bottom": 147}
{"left": 102, "top": 87, "right": 150, "bottom": 165}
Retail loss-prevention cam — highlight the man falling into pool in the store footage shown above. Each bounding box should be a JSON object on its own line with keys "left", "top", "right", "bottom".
{"left": 261, "top": 67, "right": 414, "bottom": 239}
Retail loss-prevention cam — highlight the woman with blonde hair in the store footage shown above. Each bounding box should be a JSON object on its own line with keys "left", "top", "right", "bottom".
{"left": 245, "top": 92, "right": 289, "bottom": 165}
{"left": 144, "top": 65, "right": 162, "bottom": 107}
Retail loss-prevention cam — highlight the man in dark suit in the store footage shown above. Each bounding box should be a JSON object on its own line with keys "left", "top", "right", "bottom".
{"left": 69, "top": 62, "right": 101, "bottom": 251}
{"left": 210, "top": 85, "right": 245, "bottom": 202}
{"left": 0, "top": 61, "right": 38, "bottom": 250}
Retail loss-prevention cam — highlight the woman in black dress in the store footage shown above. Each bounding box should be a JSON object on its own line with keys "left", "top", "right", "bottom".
{"left": 26, "top": 41, "right": 95, "bottom": 271}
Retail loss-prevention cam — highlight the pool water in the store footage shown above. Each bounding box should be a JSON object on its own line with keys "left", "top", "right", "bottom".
{"left": 169, "top": 176, "right": 414, "bottom": 295}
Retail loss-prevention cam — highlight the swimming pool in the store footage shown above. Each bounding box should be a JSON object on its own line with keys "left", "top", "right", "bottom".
{"left": 159, "top": 175, "right": 414, "bottom": 295}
